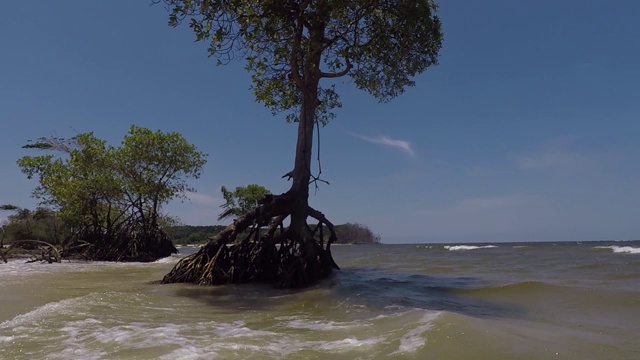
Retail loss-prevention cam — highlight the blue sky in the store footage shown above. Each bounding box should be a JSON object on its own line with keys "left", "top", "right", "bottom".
{"left": 1, "top": 1, "right": 638, "bottom": 243}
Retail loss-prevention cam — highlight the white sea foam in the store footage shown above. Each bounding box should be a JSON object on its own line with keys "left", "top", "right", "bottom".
{"left": 0, "top": 256, "right": 184, "bottom": 281}
{"left": 212, "top": 321, "right": 275, "bottom": 338}
{"left": 1, "top": 297, "right": 441, "bottom": 358}
{"left": 594, "top": 246, "right": 640, "bottom": 254}
{"left": 391, "top": 311, "right": 441, "bottom": 354}
{"left": 159, "top": 345, "right": 219, "bottom": 360}
{"left": 51, "top": 347, "right": 107, "bottom": 360}
{"left": 0, "top": 260, "right": 86, "bottom": 277}
{"left": 444, "top": 245, "right": 497, "bottom": 251}
{"left": 38, "top": 319, "right": 276, "bottom": 359}
{"left": 314, "top": 336, "right": 386, "bottom": 350}
{"left": 154, "top": 255, "right": 181, "bottom": 264}
{"left": 50, "top": 319, "right": 380, "bottom": 357}
{"left": 285, "top": 319, "right": 354, "bottom": 330}
{"left": 0, "top": 295, "right": 91, "bottom": 329}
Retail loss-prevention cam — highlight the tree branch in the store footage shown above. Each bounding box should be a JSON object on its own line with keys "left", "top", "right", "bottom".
{"left": 319, "top": 60, "right": 352, "bottom": 78}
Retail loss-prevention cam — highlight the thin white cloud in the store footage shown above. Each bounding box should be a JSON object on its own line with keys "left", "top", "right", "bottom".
{"left": 516, "top": 135, "right": 591, "bottom": 171}
{"left": 351, "top": 133, "right": 415, "bottom": 157}
{"left": 517, "top": 151, "right": 587, "bottom": 170}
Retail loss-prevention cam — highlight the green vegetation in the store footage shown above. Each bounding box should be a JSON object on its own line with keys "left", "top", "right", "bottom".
{"left": 0, "top": 206, "right": 68, "bottom": 246}
{"left": 219, "top": 184, "right": 272, "bottom": 221}
{"left": 1, "top": 200, "right": 379, "bottom": 252}
{"left": 15, "top": 126, "right": 207, "bottom": 262}
{"left": 157, "top": 0, "right": 442, "bottom": 288}
{"left": 335, "top": 223, "right": 380, "bottom": 244}
{"left": 168, "top": 225, "right": 226, "bottom": 245}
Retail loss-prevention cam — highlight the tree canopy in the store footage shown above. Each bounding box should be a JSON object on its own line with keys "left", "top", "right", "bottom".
{"left": 161, "top": 0, "right": 442, "bottom": 123}
{"left": 157, "top": 0, "right": 443, "bottom": 287}
{"left": 17, "top": 126, "right": 207, "bottom": 261}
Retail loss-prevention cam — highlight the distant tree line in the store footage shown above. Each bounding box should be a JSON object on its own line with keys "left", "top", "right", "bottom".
{"left": 165, "top": 223, "right": 380, "bottom": 245}
{"left": 167, "top": 225, "right": 227, "bottom": 245}
{"left": 2, "top": 210, "right": 380, "bottom": 247}
{"left": 334, "top": 223, "right": 381, "bottom": 244}
{"left": 3, "top": 181, "right": 379, "bottom": 257}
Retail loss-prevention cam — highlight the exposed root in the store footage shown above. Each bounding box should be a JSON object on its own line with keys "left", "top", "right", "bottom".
{"left": 2, "top": 240, "right": 61, "bottom": 264}
{"left": 1, "top": 225, "right": 177, "bottom": 264}
{"left": 61, "top": 222, "right": 177, "bottom": 262}
{"left": 161, "top": 193, "right": 340, "bottom": 288}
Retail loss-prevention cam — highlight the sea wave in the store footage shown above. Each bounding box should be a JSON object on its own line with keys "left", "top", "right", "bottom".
{"left": 1, "top": 299, "right": 441, "bottom": 358}
{"left": 0, "top": 260, "right": 107, "bottom": 278}
{"left": 0, "top": 293, "right": 98, "bottom": 330}
{"left": 391, "top": 311, "right": 440, "bottom": 354}
{"left": 153, "top": 255, "right": 182, "bottom": 264}
{"left": 459, "top": 281, "right": 558, "bottom": 297}
{"left": 593, "top": 246, "right": 640, "bottom": 254}
{"left": 0, "top": 255, "right": 184, "bottom": 280}
{"left": 444, "top": 245, "right": 498, "bottom": 251}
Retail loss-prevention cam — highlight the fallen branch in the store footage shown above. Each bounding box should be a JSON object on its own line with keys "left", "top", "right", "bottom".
{"left": 3, "top": 240, "right": 61, "bottom": 263}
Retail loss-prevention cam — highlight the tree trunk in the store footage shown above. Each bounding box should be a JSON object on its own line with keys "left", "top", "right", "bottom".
{"left": 288, "top": 81, "right": 318, "bottom": 236}
{"left": 159, "top": 19, "right": 339, "bottom": 288}
{"left": 289, "top": 18, "right": 325, "bottom": 239}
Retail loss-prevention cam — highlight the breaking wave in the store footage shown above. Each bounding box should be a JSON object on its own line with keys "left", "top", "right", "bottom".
{"left": 444, "top": 245, "right": 498, "bottom": 251}
{"left": 593, "top": 246, "right": 640, "bottom": 254}
{"left": 0, "top": 293, "right": 441, "bottom": 359}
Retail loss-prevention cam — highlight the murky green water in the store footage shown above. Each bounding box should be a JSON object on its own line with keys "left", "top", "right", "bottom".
{"left": 1, "top": 242, "right": 639, "bottom": 359}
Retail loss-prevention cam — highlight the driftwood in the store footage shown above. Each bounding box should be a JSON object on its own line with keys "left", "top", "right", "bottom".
{"left": 1, "top": 240, "right": 61, "bottom": 264}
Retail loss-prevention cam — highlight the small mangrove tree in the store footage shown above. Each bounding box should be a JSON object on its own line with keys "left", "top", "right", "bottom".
{"left": 17, "top": 126, "right": 207, "bottom": 262}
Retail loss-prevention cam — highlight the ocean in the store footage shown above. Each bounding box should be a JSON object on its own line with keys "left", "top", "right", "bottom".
{"left": 1, "top": 241, "right": 639, "bottom": 359}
